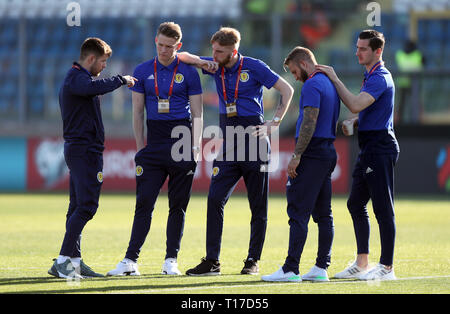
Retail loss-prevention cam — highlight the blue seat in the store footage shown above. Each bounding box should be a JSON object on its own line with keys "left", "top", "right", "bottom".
{"left": 442, "top": 45, "right": 450, "bottom": 69}
{"left": 419, "top": 19, "right": 432, "bottom": 41}
{"left": 381, "top": 13, "right": 394, "bottom": 28}
{"left": 114, "top": 45, "right": 128, "bottom": 58}
{"left": 446, "top": 20, "right": 450, "bottom": 39}
{"left": 35, "top": 25, "right": 48, "bottom": 43}
{"left": 52, "top": 26, "right": 66, "bottom": 44}
{"left": 1, "top": 24, "right": 17, "bottom": 45}
{"left": 428, "top": 20, "right": 444, "bottom": 41}
{"left": 0, "top": 81, "right": 7, "bottom": 95}
{"left": 4, "top": 79, "right": 15, "bottom": 98}
{"left": 29, "top": 98, "right": 44, "bottom": 114}
{"left": 0, "top": 100, "right": 8, "bottom": 112}
{"left": 392, "top": 26, "right": 407, "bottom": 42}
{"left": 424, "top": 49, "right": 442, "bottom": 69}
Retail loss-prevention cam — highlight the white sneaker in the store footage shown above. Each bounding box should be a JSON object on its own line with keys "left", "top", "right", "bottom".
{"left": 333, "top": 261, "right": 369, "bottom": 279}
{"left": 359, "top": 264, "right": 397, "bottom": 281}
{"left": 261, "top": 267, "right": 302, "bottom": 282}
{"left": 162, "top": 258, "right": 182, "bottom": 275}
{"left": 106, "top": 259, "right": 140, "bottom": 276}
{"left": 302, "top": 265, "right": 329, "bottom": 282}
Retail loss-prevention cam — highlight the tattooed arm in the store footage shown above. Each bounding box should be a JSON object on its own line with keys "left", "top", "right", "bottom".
{"left": 287, "top": 106, "right": 319, "bottom": 178}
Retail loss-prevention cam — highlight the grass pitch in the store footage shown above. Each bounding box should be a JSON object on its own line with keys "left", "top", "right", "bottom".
{"left": 0, "top": 193, "right": 449, "bottom": 294}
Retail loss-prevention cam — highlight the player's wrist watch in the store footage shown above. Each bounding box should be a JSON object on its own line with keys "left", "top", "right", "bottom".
{"left": 118, "top": 75, "right": 127, "bottom": 85}
{"left": 292, "top": 153, "right": 301, "bottom": 160}
{"left": 272, "top": 116, "right": 281, "bottom": 124}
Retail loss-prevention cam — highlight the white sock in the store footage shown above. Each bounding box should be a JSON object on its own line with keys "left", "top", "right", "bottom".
{"left": 70, "top": 257, "right": 81, "bottom": 268}
{"left": 57, "top": 255, "right": 70, "bottom": 264}
{"left": 123, "top": 258, "right": 136, "bottom": 264}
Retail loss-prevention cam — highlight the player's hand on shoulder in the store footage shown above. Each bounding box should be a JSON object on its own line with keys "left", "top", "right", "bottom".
{"left": 315, "top": 64, "right": 338, "bottom": 82}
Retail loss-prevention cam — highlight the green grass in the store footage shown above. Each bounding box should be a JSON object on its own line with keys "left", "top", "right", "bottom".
{"left": 0, "top": 193, "right": 449, "bottom": 294}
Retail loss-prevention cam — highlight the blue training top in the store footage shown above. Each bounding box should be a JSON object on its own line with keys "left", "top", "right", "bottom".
{"left": 59, "top": 62, "right": 126, "bottom": 154}
{"left": 201, "top": 54, "right": 279, "bottom": 119}
{"left": 130, "top": 56, "right": 202, "bottom": 143}
{"left": 201, "top": 54, "right": 279, "bottom": 162}
{"left": 358, "top": 61, "right": 399, "bottom": 154}
{"left": 296, "top": 71, "right": 340, "bottom": 159}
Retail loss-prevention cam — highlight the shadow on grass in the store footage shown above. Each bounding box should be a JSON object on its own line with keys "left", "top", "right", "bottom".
{"left": 0, "top": 274, "right": 157, "bottom": 287}
{"left": 1, "top": 273, "right": 273, "bottom": 294}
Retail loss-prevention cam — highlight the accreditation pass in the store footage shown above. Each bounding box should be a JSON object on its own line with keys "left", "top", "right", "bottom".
{"left": 158, "top": 98, "right": 170, "bottom": 113}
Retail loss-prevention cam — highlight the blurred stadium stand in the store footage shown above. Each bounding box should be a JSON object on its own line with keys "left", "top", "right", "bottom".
{"left": 0, "top": 0, "right": 449, "bottom": 138}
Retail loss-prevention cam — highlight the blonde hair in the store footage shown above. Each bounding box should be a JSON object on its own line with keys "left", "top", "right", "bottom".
{"left": 284, "top": 46, "right": 317, "bottom": 67}
{"left": 210, "top": 27, "right": 241, "bottom": 48}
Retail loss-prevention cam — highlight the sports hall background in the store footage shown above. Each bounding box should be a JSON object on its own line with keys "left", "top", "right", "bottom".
{"left": 0, "top": 0, "right": 448, "bottom": 195}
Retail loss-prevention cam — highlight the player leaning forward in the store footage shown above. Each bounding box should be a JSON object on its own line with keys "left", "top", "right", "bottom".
{"left": 49, "top": 38, "right": 136, "bottom": 279}
{"left": 262, "top": 47, "right": 340, "bottom": 282}
{"left": 316, "top": 29, "right": 400, "bottom": 281}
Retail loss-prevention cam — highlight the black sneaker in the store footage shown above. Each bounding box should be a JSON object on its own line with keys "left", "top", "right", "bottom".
{"left": 186, "top": 258, "right": 221, "bottom": 276}
{"left": 241, "top": 258, "right": 259, "bottom": 275}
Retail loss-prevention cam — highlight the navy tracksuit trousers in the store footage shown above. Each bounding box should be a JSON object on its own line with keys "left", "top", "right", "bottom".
{"left": 59, "top": 150, "right": 103, "bottom": 258}
{"left": 205, "top": 115, "right": 270, "bottom": 261}
{"left": 206, "top": 159, "right": 269, "bottom": 261}
{"left": 283, "top": 155, "right": 336, "bottom": 275}
{"left": 125, "top": 143, "right": 197, "bottom": 262}
{"left": 347, "top": 152, "right": 399, "bottom": 266}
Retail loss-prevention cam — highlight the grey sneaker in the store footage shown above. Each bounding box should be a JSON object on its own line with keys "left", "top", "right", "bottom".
{"left": 302, "top": 265, "right": 329, "bottom": 282}
{"left": 80, "top": 260, "right": 104, "bottom": 278}
{"left": 333, "top": 261, "right": 368, "bottom": 279}
{"left": 48, "top": 259, "right": 83, "bottom": 279}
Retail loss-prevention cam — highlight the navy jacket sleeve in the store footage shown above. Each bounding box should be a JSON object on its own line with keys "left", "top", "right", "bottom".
{"left": 68, "top": 71, "right": 125, "bottom": 97}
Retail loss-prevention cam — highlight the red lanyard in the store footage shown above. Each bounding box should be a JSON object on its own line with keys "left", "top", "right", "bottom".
{"left": 307, "top": 70, "right": 320, "bottom": 80}
{"left": 154, "top": 57, "right": 180, "bottom": 99}
{"left": 362, "top": 61, "right": 383, "bottom": 88}
{"left": 368, "top": 61, "right": 383, "bottom": 75}
{"left": 221, "top": 56, "right": 244, "bottom": 103}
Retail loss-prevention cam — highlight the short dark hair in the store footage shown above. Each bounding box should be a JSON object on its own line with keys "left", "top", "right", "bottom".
{"left": 358, "top": 29, "right": 385, "bottom": 51}
{"left": 157, "top": 22, "right": 182, "bottom": 42}
{"left": 80, "top": 37, "right": 112, "bottom": 60}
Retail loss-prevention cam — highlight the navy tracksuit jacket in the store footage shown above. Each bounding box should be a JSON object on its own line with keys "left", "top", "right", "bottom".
{"left": 58, "top": 62, "right": 126, "bottom": 257}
